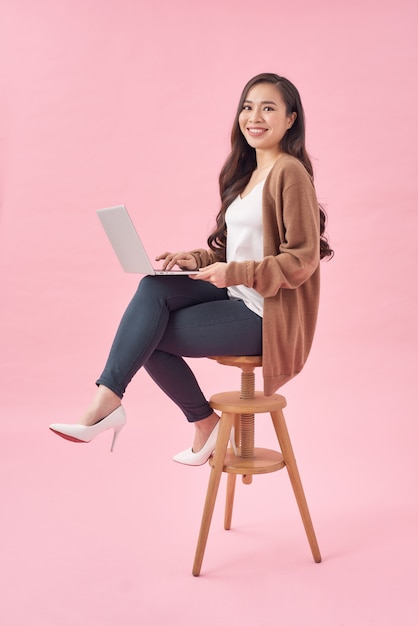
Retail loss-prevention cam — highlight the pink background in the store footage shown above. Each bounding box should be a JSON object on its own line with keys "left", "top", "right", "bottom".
{"left": 1, "top": 0, "right": 417, "bottom": 624}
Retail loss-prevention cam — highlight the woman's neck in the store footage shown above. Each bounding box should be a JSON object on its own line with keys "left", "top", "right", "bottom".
{"left": 241, "top": 152, "right": 282, "bottom": 198}
{"left": 255, "top": 149, "right": 283, "bottom": 172}
{"left": 253, "top": 152, "right": 283, "bottom": 177}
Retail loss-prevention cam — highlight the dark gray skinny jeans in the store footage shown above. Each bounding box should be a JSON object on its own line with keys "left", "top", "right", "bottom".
{"left": 96, "top": 275, "right": 262, "bottom": 422}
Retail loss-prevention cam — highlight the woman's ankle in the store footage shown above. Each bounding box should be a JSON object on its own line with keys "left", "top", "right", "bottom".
{"left": 79, "top": 387, "right": 122, "bottom": 426}
{"left": 192, "top": 412, "right": 219, "bottom": 452}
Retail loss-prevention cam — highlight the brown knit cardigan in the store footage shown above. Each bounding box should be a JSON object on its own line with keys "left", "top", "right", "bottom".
{"left": 191, "top": 154, "right": 320, "bottom": 395}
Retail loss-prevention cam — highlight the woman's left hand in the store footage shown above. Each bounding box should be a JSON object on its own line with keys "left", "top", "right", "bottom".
{"left": 189, "top": 262, "right": 228, "bottom": 288}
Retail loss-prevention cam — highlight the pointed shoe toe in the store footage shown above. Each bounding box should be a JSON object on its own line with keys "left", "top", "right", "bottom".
{"left": 172, "top": 446, "right": 212, "bottom": 466}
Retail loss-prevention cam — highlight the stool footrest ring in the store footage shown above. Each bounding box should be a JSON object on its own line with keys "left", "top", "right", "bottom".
{"left": 209, "top": 447, "right": 285, "bottom": 475}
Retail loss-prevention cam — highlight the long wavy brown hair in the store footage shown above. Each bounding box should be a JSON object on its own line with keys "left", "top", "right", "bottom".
{"left": 208, "top": 73, "right": 333, "bottom": 260}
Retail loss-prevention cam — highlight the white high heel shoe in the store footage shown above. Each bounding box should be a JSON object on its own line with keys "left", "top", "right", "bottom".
{"left": 49, "top": 406, "right": 126, "bottom": 452}
{"left": 173, "top": 422, "right": 238, "bottom": 466}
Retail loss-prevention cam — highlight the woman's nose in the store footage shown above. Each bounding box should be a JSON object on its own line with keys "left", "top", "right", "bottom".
{"left": 249, "top": 106, "right": 263, "bottom": 123}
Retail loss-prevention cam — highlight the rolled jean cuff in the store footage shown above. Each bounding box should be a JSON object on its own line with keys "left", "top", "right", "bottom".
{"left": 95, "top": 377, "right": 124, "bottom": 399}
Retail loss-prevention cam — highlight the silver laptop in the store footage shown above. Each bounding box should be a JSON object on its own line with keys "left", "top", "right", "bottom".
{"left": 97, "top": 205, "right": 199, "bottom": 275}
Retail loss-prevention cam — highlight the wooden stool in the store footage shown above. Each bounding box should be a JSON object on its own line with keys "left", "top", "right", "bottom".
{"left": 192, "top": 356, "right": 321, "bottom": 576}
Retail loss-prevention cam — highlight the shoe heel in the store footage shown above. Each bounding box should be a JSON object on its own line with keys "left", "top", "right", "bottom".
{"left": 110, "top": 425, "right": 123, "bottom": 452}
{"left": 110, "top": 423, "right": 125, "bottom": 452}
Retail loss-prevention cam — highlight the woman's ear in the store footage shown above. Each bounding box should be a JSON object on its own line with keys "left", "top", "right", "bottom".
{"left": 287, "top": 112, "right": 297, "bottom": 129}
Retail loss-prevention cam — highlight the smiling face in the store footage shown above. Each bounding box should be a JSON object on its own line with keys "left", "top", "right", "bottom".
{"left": 238, "top": 82, "right": 297, "bottom": 158}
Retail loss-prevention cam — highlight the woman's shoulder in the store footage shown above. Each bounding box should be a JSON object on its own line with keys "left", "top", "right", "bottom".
{"left": 270, "top": 153, "right": 309, "bottom": 178}
{"left": 266, "top": 154, "right": 312, "bottom": 185}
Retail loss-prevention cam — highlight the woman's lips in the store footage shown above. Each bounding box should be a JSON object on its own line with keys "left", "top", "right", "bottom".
{"left": 247, "top": 127, "right": 267, "bottom": 137}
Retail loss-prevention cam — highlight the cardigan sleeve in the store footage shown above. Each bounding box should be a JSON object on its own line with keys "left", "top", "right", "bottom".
{"left": 224, "top": 158, "right": 320, "bottom": 297}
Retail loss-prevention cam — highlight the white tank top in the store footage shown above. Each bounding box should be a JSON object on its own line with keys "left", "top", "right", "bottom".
{"left": 226, "top": 180, "right": 264, "bottom": 317}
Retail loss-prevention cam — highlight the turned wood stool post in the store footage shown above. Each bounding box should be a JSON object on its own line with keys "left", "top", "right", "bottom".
{"left": 192, "top": 356, "right": 321, "bottom": 576}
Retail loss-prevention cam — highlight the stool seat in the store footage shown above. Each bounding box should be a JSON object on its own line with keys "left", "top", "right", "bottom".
{"left": 209, "top": 355, "right": 262, "bottom": 368}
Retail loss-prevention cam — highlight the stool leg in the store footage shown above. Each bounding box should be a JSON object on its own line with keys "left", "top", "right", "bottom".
{"left": 192, "top": 412, "right": 233, "bottom": 576}
{"left": 270, "top": 409, "right": 322, "bottom": 564}
{"left": 224, "top": 414, "right": 239, "bottom": 529}
{"left": 224, "top": 473, "right": 237, "bottom": 530}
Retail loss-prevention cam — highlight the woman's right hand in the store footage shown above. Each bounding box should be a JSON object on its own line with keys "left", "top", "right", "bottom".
{"left": 155, "top": 251, "right": 198, "bottom": 272}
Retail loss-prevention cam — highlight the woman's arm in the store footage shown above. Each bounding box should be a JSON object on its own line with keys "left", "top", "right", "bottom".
{"left": 155, "top": 251, "right": 199, "bottom": 271}
{"left": 156, "top": 246, "right": 225, "bottom": 272}
{"left": 224, "top": 161, "right": 320, "bottom": 297}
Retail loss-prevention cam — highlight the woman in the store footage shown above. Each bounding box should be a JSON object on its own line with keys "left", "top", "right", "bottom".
{"left": 50, "top": 73, "right": 333, "bottom": 464}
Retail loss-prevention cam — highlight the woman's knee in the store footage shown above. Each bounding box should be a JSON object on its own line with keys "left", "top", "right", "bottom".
{"left": 136, "top": 275, "right": 164, "bottom": 298}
